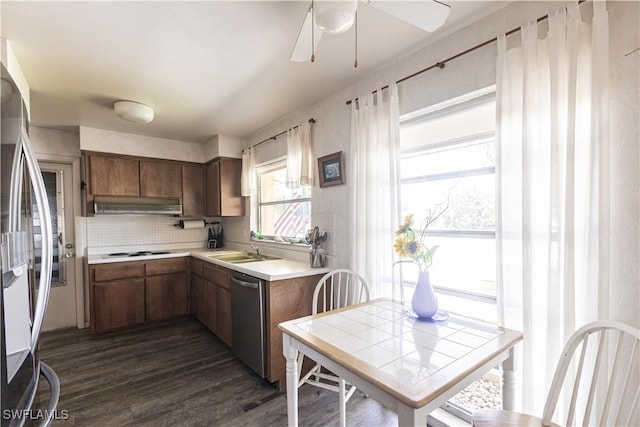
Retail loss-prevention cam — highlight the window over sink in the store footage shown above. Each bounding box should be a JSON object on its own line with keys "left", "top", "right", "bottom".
{"left": 255, "top": 159, "right": 311, "bottom": 242}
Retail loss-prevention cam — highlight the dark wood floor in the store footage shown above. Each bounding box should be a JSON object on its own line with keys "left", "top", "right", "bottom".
{"left": 30, "top": 317, "right": 398, "bottom": 426}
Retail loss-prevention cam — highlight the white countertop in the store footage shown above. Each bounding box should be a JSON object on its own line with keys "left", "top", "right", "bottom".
{"left": 88, "top": 248, "right": 331, "bottom": 282}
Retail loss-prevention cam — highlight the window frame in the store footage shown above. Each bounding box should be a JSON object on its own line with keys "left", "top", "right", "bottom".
{"left": 255, "top": 159, "right": 312, "bottom": 241}
{"left": 399, "top": 96, "right": 498, "bottom": 307}
{"left": 400, "top": 89, "right": 500, "bottom": 422}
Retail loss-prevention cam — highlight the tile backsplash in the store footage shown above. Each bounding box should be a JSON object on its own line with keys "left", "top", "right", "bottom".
{"left": 85, "top": 215, "right": 211, "bottom": 252}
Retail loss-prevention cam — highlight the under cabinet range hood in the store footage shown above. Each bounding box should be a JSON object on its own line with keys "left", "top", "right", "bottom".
{"left": 94, "top": 196, "right": 182, "bottom": 215}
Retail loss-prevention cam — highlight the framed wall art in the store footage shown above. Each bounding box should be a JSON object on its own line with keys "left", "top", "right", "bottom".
{"left": 318, "top": 151, "right": 345, "bottom": 188}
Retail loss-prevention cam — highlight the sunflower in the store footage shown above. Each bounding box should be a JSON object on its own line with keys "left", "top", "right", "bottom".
{"left": 393, "top": 236, "right": 410, "bottom": 258}
{"left": 395, "top": 214, "right": 414, "bottom": 236}
{"left": 394, "top": 206, "right": 448, "bottom": 271}
{"left": 405, "top": 239, "right": 423, "bottom": 258}
{"left": 393, "top": 215, "right": 435, "bottom": 269}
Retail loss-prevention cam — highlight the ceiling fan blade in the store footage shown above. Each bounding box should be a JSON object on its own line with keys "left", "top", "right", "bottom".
{"left": 291, "top": 4, "right": 324, "bottom": 62}
{"left": 367, "top": 0, "right": 451, "bottom": 32}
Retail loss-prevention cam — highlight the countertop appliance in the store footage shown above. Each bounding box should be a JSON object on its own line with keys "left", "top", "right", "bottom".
{"left": 1, "top": 64, "right": 60, "bottom": 426}
{"left": 101, "top": 250, "right": 172, "bottom": 259}
{"left": 230, "top": 272, "right": 266, "bottom": 378}
{"left": 207, "top": 223, "right": 223, "bottom": 249}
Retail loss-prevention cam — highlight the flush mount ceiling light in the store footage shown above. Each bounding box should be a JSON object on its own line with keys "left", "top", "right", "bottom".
{"left": 113, "top": 101, "right": 154, "bottom": 124}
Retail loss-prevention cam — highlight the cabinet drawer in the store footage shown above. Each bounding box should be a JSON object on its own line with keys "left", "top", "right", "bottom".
{"left": 203, "top": 264, "right": 230, "bottom": 289}
{"left": 93, "top": 261, "right": 145, "bottom": 282}
{"left": 146, "top": 257, "right": 186, "bottom": 276}
{"left": 191, "top": 258, "right": 204, "bottom": 277}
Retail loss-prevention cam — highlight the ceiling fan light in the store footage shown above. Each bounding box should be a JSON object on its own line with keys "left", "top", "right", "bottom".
{"left": 315, "top": 0, "right": 357, "bottom": 34}
{"left": 114, "top": 101, "right": 154, "bottom": 124}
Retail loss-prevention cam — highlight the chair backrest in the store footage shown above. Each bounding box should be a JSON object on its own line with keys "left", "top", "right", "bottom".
{"left": 312, "top": 269, "right": 370, "bottom": 315}
{"left": 541, "top": 320, "right": 640, "bottom": 426}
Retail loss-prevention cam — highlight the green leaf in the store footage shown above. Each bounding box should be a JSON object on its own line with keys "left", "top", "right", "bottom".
{"left": 422, "top": 245, "right": 439, "bottom": 266}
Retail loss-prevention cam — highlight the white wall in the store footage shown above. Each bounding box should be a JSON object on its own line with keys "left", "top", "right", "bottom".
{"left": 30, "top": 126, "right": 80, "bottom": 158}
{"left": 203, "top": 134, "right": 244, "bottom": 160}
{"left": 80, "top": 126, "right": 244, "bottom": 163}
{"left": 1, "top": 38, "right": 30, "bottom": 116}
{"left": 80, "top": 126, "right": 205, "bottom": 162}
{"left": 226, "top": 1, "right": 639, "bottom": 329}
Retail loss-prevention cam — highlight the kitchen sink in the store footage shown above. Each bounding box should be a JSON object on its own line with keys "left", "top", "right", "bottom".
{"left": 208, "top": 252, "right": 281, "bottom": 264}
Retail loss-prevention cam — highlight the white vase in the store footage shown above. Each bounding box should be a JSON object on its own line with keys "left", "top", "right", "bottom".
{"left": 411, "top": 270, "right": 438, "bottom": 319}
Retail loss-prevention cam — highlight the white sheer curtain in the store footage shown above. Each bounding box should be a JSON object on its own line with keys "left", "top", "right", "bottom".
{"left": 241, "top": 146, "right": 256, "bottom": 197}
{"left": 349, "top": 84, "right": 401, "bottom": 298}
{"left": 496, "top": 2, "right": 609, "bottom": 422}
{"left": 286, "top": 121, "right": 314, "bottom": 187}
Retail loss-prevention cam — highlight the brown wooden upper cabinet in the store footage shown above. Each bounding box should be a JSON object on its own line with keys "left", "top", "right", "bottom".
{"left": 182, "top": 164, "right": 205, "bottom": 217}
{"left": 206, "top": 157, "right": 244, "bottom": 217}
{"left": 140, "top": 160, "right": 182, "bottom": 198}
{"left": 88, "top": 154, "right": 140, "bottom": 196}
{"left": 84, "top": 152, "right": 243, "bottom": 217}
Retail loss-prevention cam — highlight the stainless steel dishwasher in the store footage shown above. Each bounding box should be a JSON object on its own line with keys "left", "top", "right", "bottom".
{"left": 230, "top": 272, "right": 267, "bottom": 378}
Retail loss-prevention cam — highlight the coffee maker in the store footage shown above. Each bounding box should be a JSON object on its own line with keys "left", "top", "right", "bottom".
{"left": 208, "top": 222, "right": 223, "bottom": 249}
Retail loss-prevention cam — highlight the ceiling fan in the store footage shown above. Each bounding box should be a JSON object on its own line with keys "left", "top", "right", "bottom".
{"left": 290, "top": 0, "right": 451, "bottom": 65}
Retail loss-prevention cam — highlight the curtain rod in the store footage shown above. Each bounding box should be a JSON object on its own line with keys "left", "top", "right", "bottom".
{"left": 346, "top": 0, "right": 586, "bottom": 106}
{"left": 248, "top": 118, "right": 316, "bottom": 150}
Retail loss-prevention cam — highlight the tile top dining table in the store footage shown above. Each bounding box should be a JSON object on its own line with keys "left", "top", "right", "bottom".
{"left": 279, "top": 298, "right": 523, "bottom": 427}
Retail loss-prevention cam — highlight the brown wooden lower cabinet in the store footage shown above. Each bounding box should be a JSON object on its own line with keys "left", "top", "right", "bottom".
{"left": 265, "top": 274, "right": 323, "bottom": 390}
{"left": 90, "top": 257, "right": 189, "bottom": 333}
{"left": 216, "top": 286, "right": 232, "bottom": 346}
{"left": 190, "top": 274, "right": 205, "bottom": 322}
{"left": 92, "top": 278, "right": 145, "bottom": 333}
{"left": 188, "top": 258, "right": 323, "bottom": 389}
{"left": 202, "top": 280, "right": 217, "bottom": 333}
{"left": 190, "top": 259, "right": 231, "bottom": 347}
{"left": 146, "top": 273, "right": 188, "bottom": 321}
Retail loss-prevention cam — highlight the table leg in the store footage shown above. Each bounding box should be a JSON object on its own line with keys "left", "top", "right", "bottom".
{"left": 339, "top": 378, "right": 346, "bottom": 427}
{"left": 501, "top": 347, "right": 517, "bottom": 410}
{"left": 397, "top": 403, "right": 421, "bottom": 427}
{"left": 283, "top": 334, "right": 299, "bottom": 427}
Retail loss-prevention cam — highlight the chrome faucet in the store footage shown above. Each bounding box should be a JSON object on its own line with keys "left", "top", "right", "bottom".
{"left": 250, "top": 244, "right": 261, "bottom": 257}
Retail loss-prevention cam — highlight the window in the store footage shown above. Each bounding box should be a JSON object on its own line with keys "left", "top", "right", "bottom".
{"left": 399, "top": 90, "right": 497, "bottom": 323}
{"left": 256, "top": 160, "right": 311, "bottom": 241}
{"left": 32, "top": 170, "right": 63, "bottom": 287}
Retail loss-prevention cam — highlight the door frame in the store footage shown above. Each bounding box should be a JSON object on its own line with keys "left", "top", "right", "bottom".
{"left": 36, "top": 155, "right": 85, "bottom": 329}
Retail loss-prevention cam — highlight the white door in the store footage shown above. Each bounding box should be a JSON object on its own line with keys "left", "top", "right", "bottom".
{"left": 36, "top": 162, "right": 77, "bottom": 331}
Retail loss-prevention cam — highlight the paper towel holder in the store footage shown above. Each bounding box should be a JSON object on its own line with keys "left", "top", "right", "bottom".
{"left": 173, "top": 220, "right": 220, "bottom": 229}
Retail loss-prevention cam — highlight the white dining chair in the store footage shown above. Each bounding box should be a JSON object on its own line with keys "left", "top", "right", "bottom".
{"left": 297, "top": 268, "right": 370, "bottom": 427}
{"left": 473, "top": 320, "right": 640, "bottom": 427}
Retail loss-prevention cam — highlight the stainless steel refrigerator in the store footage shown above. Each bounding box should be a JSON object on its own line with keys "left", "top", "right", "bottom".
{"left": 1, "top": 64, "right": 60, "bottom": 426}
